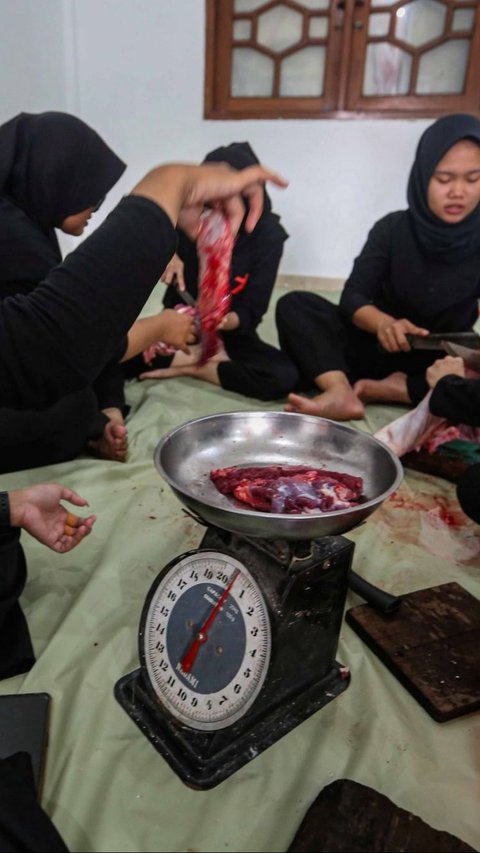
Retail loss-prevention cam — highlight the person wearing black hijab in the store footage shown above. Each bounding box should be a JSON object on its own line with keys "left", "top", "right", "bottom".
{"left": 275, "top": 113, "right": 480, "bottom": 421}
{"left": 125, "top": 141, "right": 298, "bottom": 401}
{"left": 0, "top": 111, "right": 128, "bottom": 471}
{"left": 0, "top": 158, "right": 284, "bottom": 680}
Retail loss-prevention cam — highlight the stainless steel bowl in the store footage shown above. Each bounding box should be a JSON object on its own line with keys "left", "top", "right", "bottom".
{"left": 154, "top": 411, "right": 403, "bottom": 540}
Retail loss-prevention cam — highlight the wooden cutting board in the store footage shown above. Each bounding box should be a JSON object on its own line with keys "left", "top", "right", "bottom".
{"left": 345, "top": 582, "right": 480, "bottom": 722}
{"left": 288, "top": 779, "right": 476, "bottom": 852}
{"left": 402, "top": 439, "right": 480, "bottom": 483}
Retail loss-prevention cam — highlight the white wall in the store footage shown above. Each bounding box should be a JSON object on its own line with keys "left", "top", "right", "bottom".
{"left": 0, "top": 0, "right": 432, "bottom": 279}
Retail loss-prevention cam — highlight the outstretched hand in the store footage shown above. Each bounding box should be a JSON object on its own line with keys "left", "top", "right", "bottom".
{"left": 8, "top": 484, "right": 96, "bottom": 553}
{"left": 132, "top": 162, "right": 288, "bottom": 243}
{"left": 181, "top": 162, "right": 288, "bottom": 236}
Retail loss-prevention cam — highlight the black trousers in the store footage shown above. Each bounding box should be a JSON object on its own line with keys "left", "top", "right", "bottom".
{"left": 457, "top": 463, "right": 480, "bottom": 523}
{"left": 0, "top": 528, "right": 35, "bottom": 680}
{"left": 0, "top": 752, "right": 68, "bottom": 851}
{"left": 0, "top": 388, "right": 108, "bottom": 475}
{"left": 123, "top": 330, "right": 299, "bottom": 401}
{"left": 276, "top": 291, "right": 444, "bottom": 406}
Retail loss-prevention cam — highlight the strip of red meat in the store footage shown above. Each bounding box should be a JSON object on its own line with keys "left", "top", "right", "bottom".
{"left": 196, "top": 210, "right": 234, "bottom": 365}
{"left": 210, "top": 465, "right": 364, "bottom": 514}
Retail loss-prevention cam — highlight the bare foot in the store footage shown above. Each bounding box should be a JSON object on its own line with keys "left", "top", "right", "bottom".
{"left": 139, "top": 346, "right": 230, "bottom": 385}
{"left": 285, "top": 388, "right": 365, "bottom": 421}
{"left": 353, "top": 372, "right": 409, "bottom": 404}
{"left": 88, "top": 413, "right": 128, "bottom": 462}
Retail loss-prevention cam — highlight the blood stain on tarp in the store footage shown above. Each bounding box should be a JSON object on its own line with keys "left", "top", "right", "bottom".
{"left": 387, "top": 492, "right": 465, "bottom": 528}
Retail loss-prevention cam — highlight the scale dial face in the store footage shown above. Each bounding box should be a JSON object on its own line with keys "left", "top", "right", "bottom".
{"left": 141, "top": 550, "right": 272, "bottom": 731}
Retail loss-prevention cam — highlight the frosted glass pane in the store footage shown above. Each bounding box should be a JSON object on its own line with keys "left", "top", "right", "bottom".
{"left": 258, "top": 7, "right": 303, "bottom": 51}
{"left": 395, "top": 1, "right": 446, "bottom": 47}
{"left": 309, "top": 16, "right": 328, "bottom": 38}
{"left": 417, "top": 40, "right": 469, "bottom": 94}
{"left": 369, "top": 13, "right": 391, "bottom": 37}
{"left": 297, "top": 0, "right": 330, "bottom": 7}
{"left": 363, "top": 43, "right": 411, "bottom": 95}
{"left": 280, "top": 46, "right": 325, "bottom": 96}
{"left": 233, "top": 20, "right": 252, "bottom": 40}
{"left": 452, "top": 9, "right": 475, "bottom": 31}
{"left": 231, "top": 48, "right": 274, "bottom": 96}
{"left": 234, "top": 0, "right": 268, "bottom": 11}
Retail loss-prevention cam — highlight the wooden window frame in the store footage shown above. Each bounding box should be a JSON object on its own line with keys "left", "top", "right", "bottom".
{"left": 204, "top": 0, "right": 480, "bottom": 120}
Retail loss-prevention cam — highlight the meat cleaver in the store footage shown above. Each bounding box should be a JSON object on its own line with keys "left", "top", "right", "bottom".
{"left": 406, "top": 331, "right": 480, "bottom": 351}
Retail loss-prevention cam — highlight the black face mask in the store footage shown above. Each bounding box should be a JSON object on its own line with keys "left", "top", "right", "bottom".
{"left": 407, "top": 113, "right": 480, "bottom": 261}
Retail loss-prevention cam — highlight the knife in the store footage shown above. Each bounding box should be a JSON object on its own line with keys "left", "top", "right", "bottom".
{"left": 441, "top": 340, "right": 480, "bottom": 372}
{"left": 406, "top": 331, "right": 480, "bottom": 351}
{"left": 172, "top": 274, "right": 197, "bottom": 309}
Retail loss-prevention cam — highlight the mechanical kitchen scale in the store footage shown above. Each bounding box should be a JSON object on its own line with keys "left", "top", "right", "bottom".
{"left": 115, "top": 411, "right": 403, "bottom": 790}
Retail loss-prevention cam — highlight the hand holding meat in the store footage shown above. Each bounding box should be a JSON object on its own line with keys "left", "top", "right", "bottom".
{"left": 8, "top": 484, "right": 96, "bottom": 553}
{"left": 427, "top": 355, "right": 465, "bottom": 388}
{"left": 377, "top": 317, "right": 430, "bottom": 352}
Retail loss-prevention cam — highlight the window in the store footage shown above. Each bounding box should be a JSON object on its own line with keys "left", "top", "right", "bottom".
{"left": 204, "top": 0, "right": 480, "bottom": 119}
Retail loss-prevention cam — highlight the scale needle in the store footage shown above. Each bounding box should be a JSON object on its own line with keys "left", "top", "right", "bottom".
{"left": 181, "top": 569, "right": 240, "bottom": 674}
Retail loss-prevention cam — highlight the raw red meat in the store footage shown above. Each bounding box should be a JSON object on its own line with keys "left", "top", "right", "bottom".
{"left": 196, "top": 210, "right": 234, "bottom": 365}
{"left": 141, "top": 210, "right": 233, "bottom": 366}
{"left": 210, "top": 465, "right": 364, "bottom": 514}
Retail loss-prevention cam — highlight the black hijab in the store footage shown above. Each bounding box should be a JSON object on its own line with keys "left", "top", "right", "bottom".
{"left": 407, "top": 113, "right": 480, "bottom": 260}
{"left": 202, "top": 141, "right": 287, "bottom": 241}
{"left": 0, "top": 111, "right": 126, "bottom": 228}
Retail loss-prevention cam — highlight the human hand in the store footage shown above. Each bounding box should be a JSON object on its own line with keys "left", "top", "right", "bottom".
{"left": 8, "top": 484, "right": 96, "bottom": 553}
{"left": 377, "top": 318, "right": 429, "bottom": 353}
{"left": 159, "top": 308, "right": 197, "bottom": 352}
{"left": 426, "top": 356, "right": 465, "bottom": 389}
{"left": 217, "top": 311, "right": 240, "bottom": 332}
{"left": 161, "top": 254, "right": 185, "bottom": 290}
{"left": 132, "top": 162, "right": 287, "bottom": 243}
{"left": 179, "top": 162, "right": 288, "bottom": 238}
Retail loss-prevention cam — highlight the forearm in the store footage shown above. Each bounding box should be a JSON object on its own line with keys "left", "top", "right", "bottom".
{"left": 430, "top": 376, "right": 480, "bottom": 425}
{"left": 0, "top": 197, "right": 176, "bottom": 409}
{"left": 4, "top": 490, "right": 24, "bottom": 528}
{"left": 122, "top": 314, "right": 177, "bottom": 361}
{"left": 351, "top": 304, "right": 395, "bottom": 335}
{"left": 131, "top": 164, "right": 193, "bottom": 228}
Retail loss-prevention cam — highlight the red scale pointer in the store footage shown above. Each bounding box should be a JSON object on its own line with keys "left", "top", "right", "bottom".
{"left": 181, "top": 568, "right": 240, "bottom": 674}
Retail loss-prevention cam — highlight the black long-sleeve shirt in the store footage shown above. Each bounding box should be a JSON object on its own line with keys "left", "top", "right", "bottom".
{"left": 0, "top": 196, "right": 176, "bottom": 410}
{"left": 430, "top": 375, "right": 480, "bottom": 425}
{"left": 340, "top": 211, "right": 480, "bottom": 332}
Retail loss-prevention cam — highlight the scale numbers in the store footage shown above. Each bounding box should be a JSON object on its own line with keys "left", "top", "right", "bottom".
{"left": 141, "top": 550, "right": 271, "bottom": 731}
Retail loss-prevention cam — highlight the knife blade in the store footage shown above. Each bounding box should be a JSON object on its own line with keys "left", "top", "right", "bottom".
{"left": 406, "top": 331, "right": 480, "bottom": 351}
{"left": 171, "top": 273, "right": 197, "bottom": 309}
{"left": 441, "top": 340, "right": 480, "bottom": 371}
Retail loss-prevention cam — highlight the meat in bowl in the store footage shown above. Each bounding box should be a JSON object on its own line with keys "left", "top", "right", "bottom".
{"left": 210, "top": 465, "right": 364, "bottom": 515}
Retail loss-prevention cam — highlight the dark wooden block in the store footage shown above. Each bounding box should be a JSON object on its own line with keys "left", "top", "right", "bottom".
{"left": 288, "top": 779, "right": 476, "bottom": 852}
{"left": 402, "top": 440, "right": 480, "bottom": 484}
{"left": 345, "top": 582, "right": 480, "bottom": 722}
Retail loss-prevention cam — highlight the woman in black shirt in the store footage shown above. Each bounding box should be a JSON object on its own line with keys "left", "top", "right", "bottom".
{"left": 276, "top": 113, "right": 480, "bottom": 421}
{"left": 0, "top": 111, "right": 129, "bottom": 470}
{"left": 0, "top": 159, "right": 285, "bottom": 679}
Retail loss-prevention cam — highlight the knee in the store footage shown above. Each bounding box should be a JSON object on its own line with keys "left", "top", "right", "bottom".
{"left": 275, "top": 291, "right": 307, "bottom": 324}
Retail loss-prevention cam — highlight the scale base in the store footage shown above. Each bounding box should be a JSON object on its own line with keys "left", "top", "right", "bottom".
{"left": 115, "top": 663, "right": 349, "bottom": 790}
